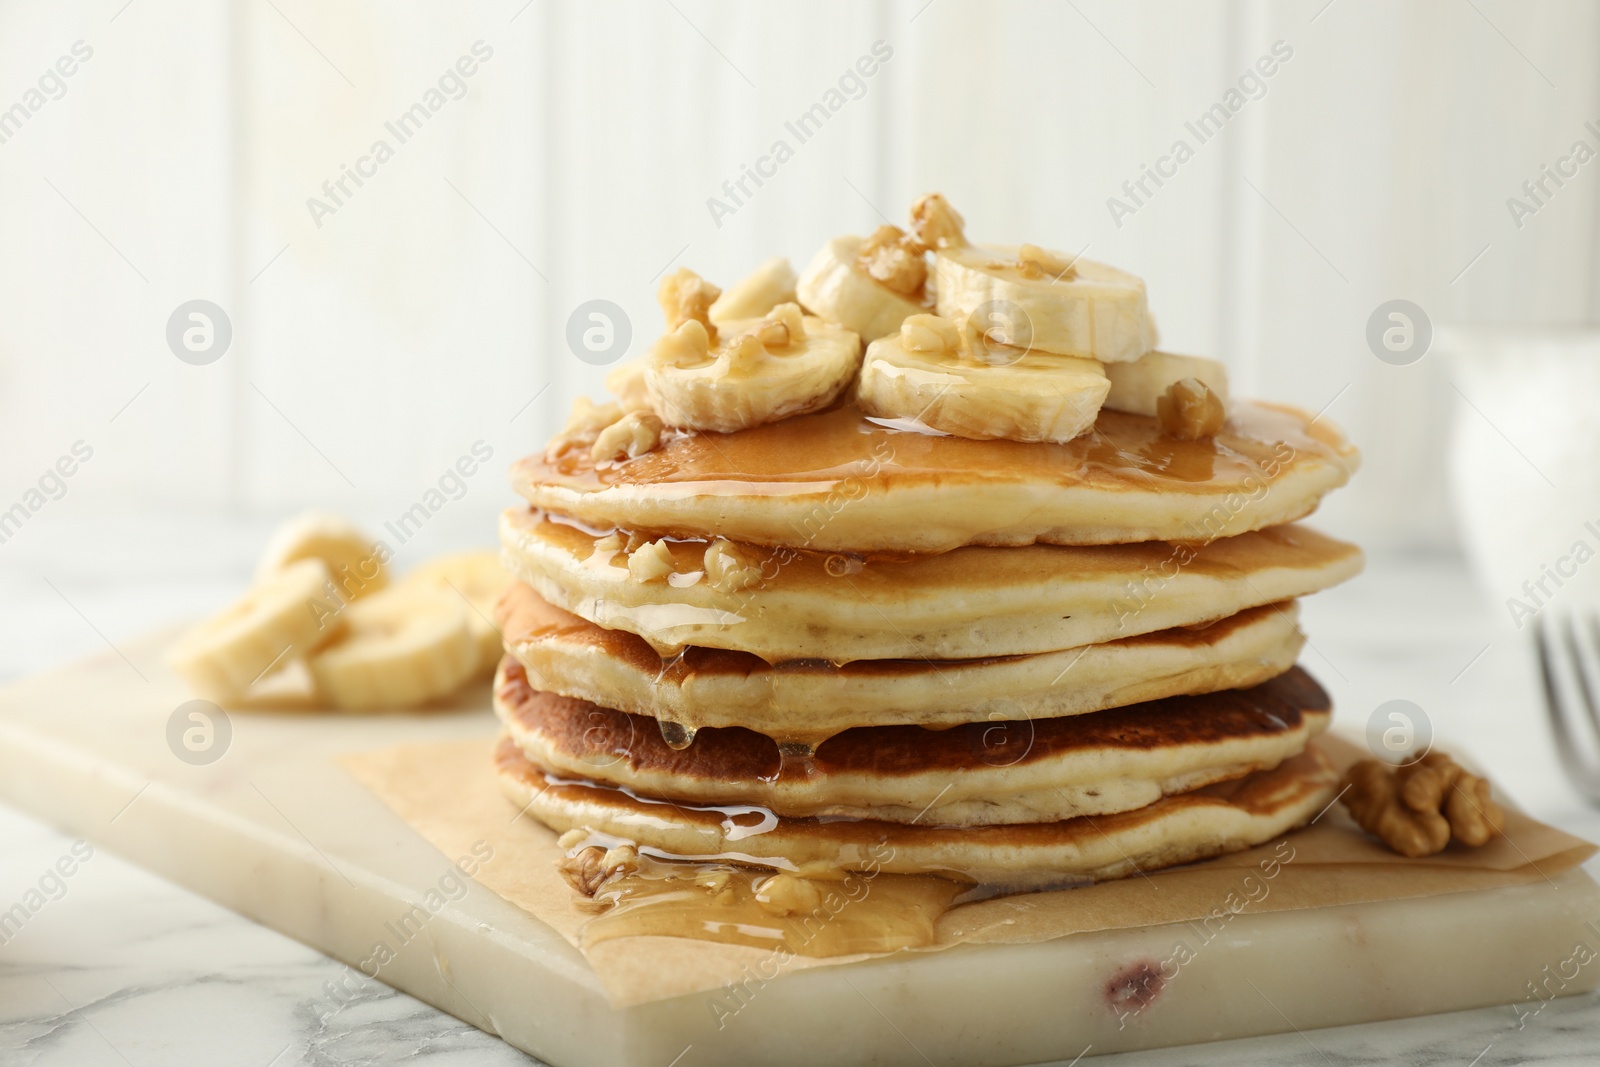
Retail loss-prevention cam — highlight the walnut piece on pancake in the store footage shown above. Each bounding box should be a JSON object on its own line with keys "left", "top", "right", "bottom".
{"left": 855, "top": 224, "right": 928, "bottom": 296}
{"left": 1342, "top": 753, "right": 1505, "bottom": 858}
{"left": 658, "top": 267, "right": 722, "bottom": 344}
{"left": 557, "top": 843, "right": 640, "bottom": 897}
{"left": 749, "top": 302, "right": 806, "bottom": 348}
{"left": 590, "top": 410, "right": 663, "bottom": 464}
{"left": 1015, "top": 243, "right": 1078, "bottom": 281}
{"left": 898, "top": 313, "right": 961, "bottom": 355}
{"left": 626, "top": 539, "right": 677, "bottom": 582}
{"left": 909, "top": 192, "right": 967, "bottom": 250}
{"left": 1157, "top": 378, "right": 1226, "bottom": 441}
{"left": 704, "top": 538, "right": 762, "bottom": 592}
{"left": 753, "top": 872, "right": 824, "bottom": 917}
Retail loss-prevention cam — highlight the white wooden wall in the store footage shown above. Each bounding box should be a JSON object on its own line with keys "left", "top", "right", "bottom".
{"left": 1, "top": 0, "right": 1596, "bottom": 557}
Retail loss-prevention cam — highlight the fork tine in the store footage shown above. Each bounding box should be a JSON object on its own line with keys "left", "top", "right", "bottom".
{"left": 1572, "top": 613, "right": 1600, "bottom": 742}
{"left": 1535, "top": 615, "right": 1600, "bottom": 803}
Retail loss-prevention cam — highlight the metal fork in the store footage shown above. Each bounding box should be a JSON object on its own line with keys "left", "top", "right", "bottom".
{"left": 1534, "top": 613, "right": 1600, "bottom": 804}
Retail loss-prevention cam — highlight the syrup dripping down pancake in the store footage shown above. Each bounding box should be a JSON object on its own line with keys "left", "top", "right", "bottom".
{"left": 511, "top": 400, "right": 1358, "bottom": 554}
{"left": 499, "top": 508, "right": 1362, "bottom": 661}
{"left": 495, "top": 581, "right": 1307, "bottom": 742}
{"left": 494, "top": 657, "right": 1331, "bottom": 828}
{"left": 494, "top": 732, "right": 1339, "bottom": 887}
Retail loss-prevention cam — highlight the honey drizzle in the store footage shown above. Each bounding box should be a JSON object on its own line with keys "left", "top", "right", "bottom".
{"left": 577, "top": 852, "right": 968, "bottom": 957}
{"left": 535, "top": 400, "right": 1347, "bottom": 498}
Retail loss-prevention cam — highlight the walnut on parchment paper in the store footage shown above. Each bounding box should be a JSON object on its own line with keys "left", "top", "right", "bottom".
{"left": 1341, "top": 752, "right": 1506, "bottom": 858}
{"left": 557, "top": 843, "right": 640, "bottom": 897}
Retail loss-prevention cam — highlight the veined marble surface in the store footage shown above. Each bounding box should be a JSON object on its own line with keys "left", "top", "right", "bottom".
{"left": 2, "top": 514, "right": 1599, "bottom": 1066}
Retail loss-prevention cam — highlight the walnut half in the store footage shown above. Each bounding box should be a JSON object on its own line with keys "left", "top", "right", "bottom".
{"left": 557, "top": 843, "right": 640, "bottom": 897}
{"left": 1342, "top": 752, "right": 1506, "bottom": 858}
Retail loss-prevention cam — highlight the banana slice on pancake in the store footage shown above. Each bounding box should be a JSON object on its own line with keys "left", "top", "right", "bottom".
{"left": 709, "top": 257, "right": 797, "bottom": 324}
{"left": 256, "top": 512, "right": 387, "bottom": 600}
{"left": 644, "top": 301, "right": 861, "bottom": 433}
{"left": 933, "top": 243, "right": 1157, "bottom": 362}
{"left": 1105, "top": 350, "right": 1230, "bottom": 417}
{"left": 307, "top": 586, "right": 477, "bottom": 710}
{"left": 168, "top": 558, "right": 339, "bottom": 702}
{"left": 857, "top": 315, "right": 1109, "bottom": 443}
{"left": 400, "top": 549, "right": 513, "bottom": 677}
{"left": 797, "top": 232, "right": 930, "bottom": 342}
{"left": 910, "top": 192, "right": 1156, "bottom": 363}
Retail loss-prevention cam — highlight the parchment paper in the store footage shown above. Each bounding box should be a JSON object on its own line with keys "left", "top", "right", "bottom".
{"left": 342, "top": 734, "right": 1596, "bottom": 1008}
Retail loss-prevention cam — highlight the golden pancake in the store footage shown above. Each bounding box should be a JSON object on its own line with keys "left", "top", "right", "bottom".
{"left": 500, "top": 509, "right": 1362, "bottom": 661}
{"left": 496, "top": 582, "right": 1307, "bottom": 742}
{"left": 511, "top": 400, "right": 1358, "bottom": 554}
{"left": 495, "top": 735, "right": 1339, "bottom": 887}
{"left": 494, "top": 658, "right": 1332, "bottom": 827}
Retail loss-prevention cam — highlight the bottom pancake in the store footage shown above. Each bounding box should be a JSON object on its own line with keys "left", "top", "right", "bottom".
{"left": 495, "top": 657, "right": 1332, "bottom": 826}
{"left": 494, "top": 736, "right": 1339, "bottom": 888}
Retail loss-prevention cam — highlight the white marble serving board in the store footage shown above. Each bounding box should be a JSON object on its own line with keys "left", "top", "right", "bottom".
{"left": 1, "top": 631, "right": 1597, "bottom": 1067}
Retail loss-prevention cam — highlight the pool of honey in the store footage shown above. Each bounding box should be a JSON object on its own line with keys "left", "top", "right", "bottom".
{"left": 575, "top": 850, "right": 971, "bottom": 957}
{"left": 517, "top": 399, "right": 1355, "bottom": 499}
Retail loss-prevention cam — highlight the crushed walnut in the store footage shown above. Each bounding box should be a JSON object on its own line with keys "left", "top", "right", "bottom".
{"left": 604, "top": 358, "right": 651, "bottom": 412}
{"left": 909, "top": 192, "right": 967, "bottom": 249}
{"left": 657, "top": 267, "right": 722, "bottom": 343}
{"left": 704, "top": 538, "right": 763, "bottom": 592}
{"left": 753, "top": 872, "right": 824, "bottom": 917}
{"left": 1016, "top": 243, "right": 1078, "bottom": 281}
{"left": 856, "top": 224, "right": 928, "bottom": 296}
{"left": 545, "top": 397, "right": 623, "bottom": 461}
{"left": 590, "top": 410, "right": 664, "bottom": 463}
{"left": 721, "top": 332, "right": 766, "bottom": 376}
{"left": 557, "top": 843, "right": 639, "bottom": 897}
{"left": 1157, "top": 378, "right": 1227, "bottom": 440}
{"left": 627, "top": 538, "right": 677, "bottom": 582}
{"left": 899, "top": 313, "right": 962, "bottom": 355}
{"left": 1342, "top": 752, "right": 1506, "bottom": 858}
{"left": 651, "top": 319, "right": 713, "bottom": 370}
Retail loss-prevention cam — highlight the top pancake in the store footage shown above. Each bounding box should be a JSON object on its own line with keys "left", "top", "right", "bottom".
{"left": 512, "top": 399, "right": 1358, "bottom": 554}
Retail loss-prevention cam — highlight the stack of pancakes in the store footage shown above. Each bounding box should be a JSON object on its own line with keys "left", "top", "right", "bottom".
{"left": 492, "top": 388, "right": 1361, "bottom": 887}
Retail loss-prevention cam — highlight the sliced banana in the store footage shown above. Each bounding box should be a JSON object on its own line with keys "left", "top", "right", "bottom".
{"left": 857, "top": 315, "right": 1109, "bottom": 443}
{"left": 603, "top": 360, "right": 651, "bottom": 412}
{"left": 307, "top": 586, "right": 477, "bottom": 711}
{"left": 933, "top": 243, "right": 1157, "bottom": 363}
{"left": 709, "top": 257, "right": 797, "bottom": 324}
{"left": 256, "top": 512, "right": 387, "bottom": 600}
{"left": 797, "top": 234, "right": 928, "bottom": 342}
{"left": 644, "top": 302, "right": 861, "bottom": 433}
{"left": 401, "top": 549, "right": 514, "bottom": 676}
{"left": 1104, "top": 351, "right": 1230, "bottom": 417}
{"left": 168, "top": 558, "right": 339, "bottom": 702}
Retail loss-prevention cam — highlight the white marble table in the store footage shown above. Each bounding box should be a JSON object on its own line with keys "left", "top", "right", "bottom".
{"left": 2, "top": 514, "right": 1598, "bottom": 1066}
